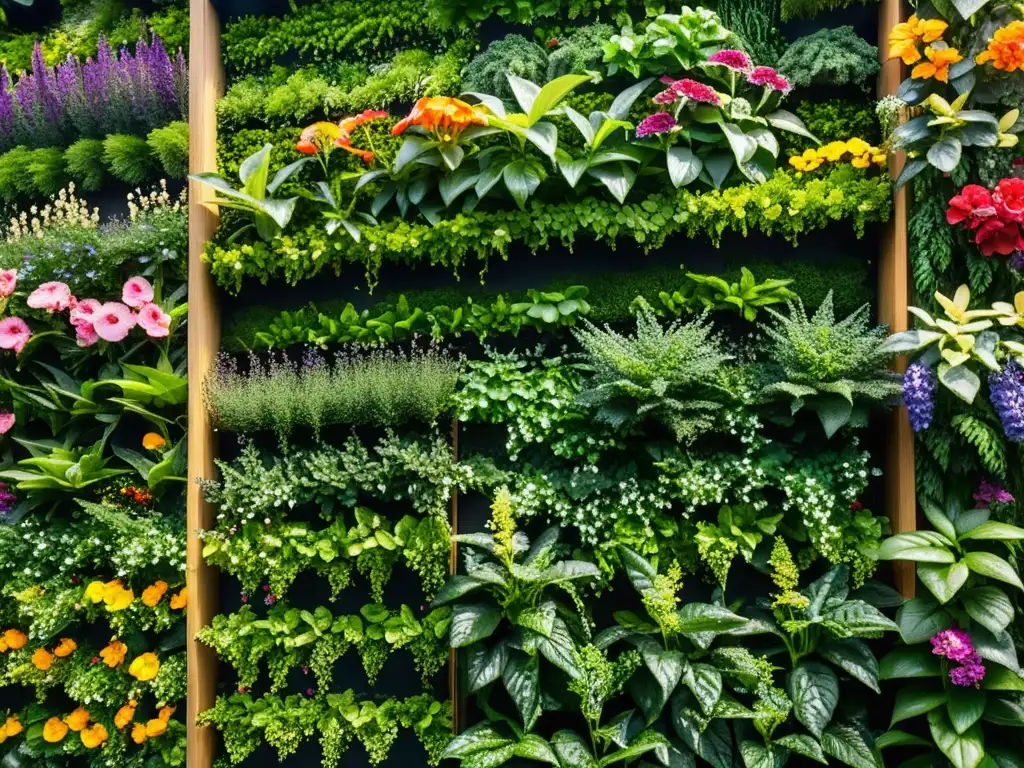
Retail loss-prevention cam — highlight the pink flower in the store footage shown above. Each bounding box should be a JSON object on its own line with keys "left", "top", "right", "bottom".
{"left": 137, "top": 302, "right": 171, "bottom": 338}
{"left": 747, "top": 66, "right": 792, "bottom": 93}
{"left": 75, "top": 323, "right": 99, "bottom": 347}
{"left": 931, "top": 628, "right": 975, "bottom": 663}
{"left": 0, "top": 317, "right": 31, "bottom": 354}
{"left": 707, "top": 49, "right": 753, "bottom": 72}
{"left": 0, "top": 270, "right": 17, "bottom": 298}
{"left": 70, "top": 298, "right": 101, "bottom": 328}
{"left": 27, "top": 282, "right": 72, "bottom": 313}
{"left": 0, "top": 413, "right": 14, "bottom": 434}
{"left": 122, "top": 277, "right": 154, "bottom": 309}
{"left": 653, "top": 78, "right": 722, "bottom": 106}
{"left": 93, "top": 302, "right": 137, "bottom": 343}
{"left": 636, "top": 112, "right": 679, "bottom": 138}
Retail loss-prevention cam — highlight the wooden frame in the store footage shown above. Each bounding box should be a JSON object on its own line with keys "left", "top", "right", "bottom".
{"left": 184, "top": 0, "right": 918, "bottom": 763}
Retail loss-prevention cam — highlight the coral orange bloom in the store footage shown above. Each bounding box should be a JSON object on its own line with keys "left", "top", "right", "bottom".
{"left": 141, "top": 581, "right": 168, "bottom": 607}
{"left": 31, "top": 648, "right": 54, "bottom": 671}
{"left": 100, "top": 639, "right": 127, "bottom": 668}
{"left": 80, "top": 723, "right": 107, "bottom": 749}
{"left": 297, "top": 122, "right": 341, "bottom": 155}
{"left": 114, "top": 702, "right": 136, "bottom": 730}
{"left": 64, "top": 708, "right": 90, "bottom": 732}
{"left": 128, "top": 652, "right": 160, "bottom": 681}
{"left": 3, "top": 629, "right": 26, "bottom": 650}
{"left": 912, "top": 46, "right": 962, "bottom": 82}
{"left": 53, "top": 638, "right": 77, "bottom": 658}
{"left": 131, "top": 723, "right": 147, "bottom": 744}
{"left": 43, "top": 717, "right": 68, "bottom": 743}
{"left": 145, "top": 718, "right": 167, "bottom": 737}
{"left": 339, "top": 109, "right": 388, "bottom": 136}
{"left": 157, "top": 706, "right": 175, "bottom": 722}
{"left": 976, "top": 20, "right": 1024, "bottom": 72}
{"left": 169, "top": 587, "right": 188, "bottom": 611}
{"left": 142, "top": 433, "right": 166, "bottom": 450}
{"left": 392, "top": 97, "right": 488, "bottom": 142}
{"left": 295, "top": 139, "right": 318, "bottom": 155}
{"left": 4, "top": 716, "right": 21, "bottom": 737}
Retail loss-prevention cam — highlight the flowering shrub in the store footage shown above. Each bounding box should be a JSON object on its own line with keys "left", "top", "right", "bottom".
{"left": 947, "top": 178, "right": 1024, "bottom": 257}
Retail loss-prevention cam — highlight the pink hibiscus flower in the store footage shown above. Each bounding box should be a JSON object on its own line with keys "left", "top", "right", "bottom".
{"left": 27, "top": 282, "right": 72, "bottom": 313}
{"left": 0, "top": 317, "right": 31, "bottom": 354}
{"left": 122, "top": 277, "right": 154, "bottom": 309}
{"left": 93, "top": 302, "right": 137, "bottom": 343}
{"left": 70, "top": 298, "right": 101, "bottom": 328}
{"left": 0, "top": 413, "right": 14, "bottom": 434}
{"left": 137, "top": 302, "right": 171, "bottom": 338}
{"left": 75, "top": 323, "right": 99, "bottom": 347}
{"left": 0, "top": 270, "right": 17, "bottom": 298}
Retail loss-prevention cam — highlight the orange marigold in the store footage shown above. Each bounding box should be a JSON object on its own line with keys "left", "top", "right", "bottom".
{"left": 64, "top": 708, "right": 90, "bottom": 732}
{"left": 889, "top": 14, "right": 949, "bottom": 64}
{"left": 142, "top": 433, "right": 166, "bottom": 451}
{"left": 392, "top": 97, "right": 488, "bottom": 142}
{"left": 102, "top": 580, "right": 134, "bottom": 612}
{"left": 141, "top": 581, "right": 168, "bottom": 607}
{"left": 31, "top": 648, "right": 54, "bottom": 671}
{"left": 53, "top": 638, "right": 77, "bottom": 658}
{"left": 114, "top": 701, "right": 136, "bottom": 730}
{"left": 977, "top": 20, "right": 1024, "bottom": 72}
{"left": 145, "top": 718, "right": 167, "bottom": 737}
{"left": 3, "top": 629, "right": 26, "bottom": 650}
{"left": 100, "top": 639, "right": 128, "bottom": 668}
{"left": 912, "top": 46, "right": 962, "bottom": 83}
{"left": 4, "top": 717, "right": 22, "bottom": 737}
{"left": 42, "top": 717, "right": 68, "bottom": 743}
{"left": 80, "top": 723, "right": 107, "bottom": 749}
{"left": 169, "top": 587, "right": 188, "bottom": 611}
{"left": 131, "top": 723, "right": 147, "bottom": 745}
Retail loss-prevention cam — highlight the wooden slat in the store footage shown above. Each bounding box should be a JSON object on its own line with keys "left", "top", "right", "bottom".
{"left": 877, "top": 0, "right": 917, "bottom": 599}
{"left": 186, "top": 1, "right": 223, "bottom": 765}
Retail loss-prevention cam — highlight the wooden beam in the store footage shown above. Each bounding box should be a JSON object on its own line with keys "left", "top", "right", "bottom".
{"left": 877, "top": 0, "right": 917, "bottom": 599}
{"left": 186, "top": 0, "right": 223, "bottom": 765}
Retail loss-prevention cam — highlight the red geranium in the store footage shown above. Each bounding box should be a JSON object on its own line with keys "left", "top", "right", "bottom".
{"left": 946, "top": 184, "right": 996, "bottom": 227}
{"left": 994, "top": 177, "right": 1024, "bottom": 222}
{"left": 948, "top": 179, "right": 1024, "bottom": 257}
{"left": 976, "top": 217, "right": 1024, "bottom": 256}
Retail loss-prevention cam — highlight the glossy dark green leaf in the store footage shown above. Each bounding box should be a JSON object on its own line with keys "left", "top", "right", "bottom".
{"left": 789, "top": 662, "right": 839, "bottom": 737}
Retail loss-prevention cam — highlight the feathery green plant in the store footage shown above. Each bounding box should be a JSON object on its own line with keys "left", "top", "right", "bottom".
{"left": 463, "top": 34, "right": 550, "bottom": 106}
{"left": 777, "top": 26, "right": 880, "bottom": 91}
{"left": 64, "top": 138, "right": 107, "bottom": 191}
{"left": 147, "top": 121, "right": 190, "bottom": 179}
{"left": 103, "top": 134, "right": 158, "bottom": 184}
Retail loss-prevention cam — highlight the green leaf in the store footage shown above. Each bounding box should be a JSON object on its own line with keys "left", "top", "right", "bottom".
{"left": 927, "top": 136, "right": 963, "bottom": 173}
{"left": 503, "top": 651, "right": 541, "bottom": 730}
{"left": 922, "top": 500, "right": 958, "bottom": 542}
{"left": 962, "top": 587, "right": 1014, "bottom": 635}
{"left": 738, "top": 739, "right": 787, "bottom": 768}
{"left": 538, "top": 618, "right": 581, "bottom": 679}
{"left": 950, "top": 0, "right": 989, "bottom": 19}
{"left": 817, "top": 638, "right": 880, "bottom": 692}
{"left": 875, "top": 730, "right": 931, "bottom": 749}
{"left": 450, "top": 604, "right": 502, "bottom": 648}
{"left": 432, "top": 575, "right": 488, "bottom": 606}
{"left": 896, "top": 597, "right": 952, "bottom": 644}
{"left": 890, "top": 686, "right": 947, "bottom": 726}
{"left": 465, "top": 641, "right": 508, "bottom": 693}
{"left": 675, "top": 603, "right": 746, "bottom": 633}
{"left": 551, "top": 729, "right": 598, "bottom": 768}
{"left": 666, "top": 147, "right": 702, "bottom": 188}
{"left": 964, "top": 552, "right": 1024, "bottom": 590}
{"left": 765, "top": 109, "right": 817, "bottom": 141}
{"left": 684, "top": 663, "right": 722, "bottom": 717}
{"left": 876, "top": 533, "right": 955, "bottom": 563}
{"left": 619, "top": 546, "right": 656, "bottom": 592}
{"left": 928, "top": 709, "right": 984, "bottom": 768}
{"left": 948, "top": 688, "right": 986, "bottom": 734}
{"left": 776, "top": 734, "right": 827, "bottom": 764}
{"left": 880, "top": 648, "right": 942, "bottom": 679}
{"left": 527, "top": 74, "right": 590, "bottom": 125}
{"left": 918, "top": 562, "right": 970, "bottom": 604}
{"left": 960, "top": 522, "right": 1024, "bottom": 541}
{"left": 938, "top": 362, "right": 982, "bottom": 404}
{"left": 789, "top": 662, "right": 839, "bottom": 738}
{"left": 443, "top": 723, "right": 514, "bottom": 759}
{"left": 513, "top": 734, "right": 559, "bottom": 764}
{"left": 805, "top": 566, "right": 850, "bottom": 616}
{"left": 502, "top": 160, "right": 542, "bottom": 209}
{"left": 821, "top": 723, "right": 881, "bottom": 768}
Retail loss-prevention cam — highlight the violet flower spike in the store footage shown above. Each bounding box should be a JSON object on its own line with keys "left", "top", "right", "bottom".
{"left": 989, "top": 359, "right": 1024, "bottom": 442}
{"left": 902, "top": 361, "right": 935, "bottom": 432}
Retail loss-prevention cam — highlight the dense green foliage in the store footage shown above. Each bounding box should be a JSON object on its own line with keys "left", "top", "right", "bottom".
{"left": 778, "top": 26, "right": 881, "bottom": 91}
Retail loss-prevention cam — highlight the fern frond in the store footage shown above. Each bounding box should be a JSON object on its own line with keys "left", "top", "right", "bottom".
{"left": 952, "top": 413, "right": 1007, "bottom": 479}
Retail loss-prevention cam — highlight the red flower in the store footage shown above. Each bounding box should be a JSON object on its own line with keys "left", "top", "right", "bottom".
{"left": 295, "top": 140, "right": 318, "bottom": 155}
{"left": 975, "top": 218, "right": 1024, "bottom": 256}
{"left": 946, "top": 184, "right": 996, "bottom": 227}
{"left": 994, "top": 177, "right": 1024, "bottom": 222}
{"left": 547, "top": 38, "right": 559, "bottom": 48}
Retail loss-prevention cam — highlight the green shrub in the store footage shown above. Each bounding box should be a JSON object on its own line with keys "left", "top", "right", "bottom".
{"left": 547, "top": 24, "right": 614, "bottom": 79}
{"left": 781, "top": 0, "right": 878, "bottom": 21}
{"left": 778, "top": 26, "right": 880, "bottom": 91}
{"left": 148, "top": 122, "right": 190, "bottom": 179}
{"left": 713, "top": 0, "right": 786, "bottom": 66}
{"left": 64, "top": 138, "right": 108, "bottom": 191}
{"left": 103, "top": 134, "right": 158, "bottom": 184}
{"left": 0, "top": 147, "right": 35, "bottom": 200}
{"left": 779, "top": 99, "right": 880, "bottom": 153}
{"left": 217, "top": 128, "right": 296, "bottom": 177}
{"left": 263, "top": 67, "right": 341, "bottom": 126}
{"left": 464, "top": 34, "right": 550, "bottom": 105}
{"left": 27, "top": 148, "right": 68, "bottom": 197}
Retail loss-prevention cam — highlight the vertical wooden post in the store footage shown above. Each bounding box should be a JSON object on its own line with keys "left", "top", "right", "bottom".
{"left": 187, "top": 0, "right": 222, "bottom": 765}
{"left": 878, "top": 0, "right": 917, "bottom": 599}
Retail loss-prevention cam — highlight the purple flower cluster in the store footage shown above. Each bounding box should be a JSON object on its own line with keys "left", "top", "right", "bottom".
{"left": 635, "top": 112, "right": 678, "bottom": 139}
{"left": 0, "top": 482, "right": 15, "bottom": 516}
{"left": 902, "top": 361, "right": 936, "bottom": 432}
{"left": 1012, "top": 250, "right": 1024, "bottom": 271}
{"left": 0, "top": 35, "right": 187, "bottom": 151}
{"left": 989, "top": 359, "right": 1024, "bottom": 442}
{"left": 974, "top": 477, "right": 1015, "bottom": 507}
{"left": 931, "top": 628, "right": 987, "bottom": 688}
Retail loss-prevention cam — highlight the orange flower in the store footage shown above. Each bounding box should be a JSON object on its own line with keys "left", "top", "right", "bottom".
{"left": 339, "top": 109, "right": 388, "bottom": 136}
{"left": 912, "top": 46, "right": 963, "bottom": 82}
{"left": 102, "top": 580, "right": 134, "bottom": 612}
{"left": 128, "top": 652, "right": 160, "bottom": 682}
{"left": 131, "top": 723, "right": 147, "bottom": 744}
{"left": 54, "top": 638, "right": 77, "bottom": 658}
{"left": 141, "top": 581, "right": 168, "bottom": 607}
{"left": 169, "top": 587, "right": 188, "bottom": 611}
{"left": 295, "top": 139, "right": 318, "bottom": 155}
{"left": 80, "top": 723, "right": 107, "bottom": 749}
{"left": 145, "top": 718, "right": 167, "bottom": 737}
{"left": 4, "top": 716, "right": 22, "bottom": 737}
{"left": 64, "top": 708, "right": 90, "bottom": 732}
{"left": 142, "top": 433, "right": 165, "bottom": 450}
{"left": 0, "top": 638, "right": 6, "bottom": 653}
{"left": 157, "top": 706, "right": 175, "bottom": 722}
{"left": 297, "top": 122, "right": 341, "bottom": 155}
{"left": 31, "top": 648, "right": 54, "bottom": 671}
{"left": 976, "top": 20, "right": 1024, "bottom": 72}
{"left": 114, "top": 701, "right": 136, "bottom": 730}
{"left": 889, "top": 14, "right": 949, "bottom": 64}
{"left": 3, "top": 629, "right": 26, "bottom": 650}
{"left": 100, "top": 639, "right": 127, "bottom": 668}
{"left": 43, "top": 717, "right": 68, "bottom": 743}
{"left": 392, "top": 97, "right": 488, "bottom": 142}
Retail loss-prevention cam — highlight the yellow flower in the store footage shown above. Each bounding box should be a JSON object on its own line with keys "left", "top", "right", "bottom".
{"left": 912, "top": 46, "right": 963, "bottom": 83}
{"left": 64, "top": 708, "right": 90, "bottom": 732}
{"left": 131, "top": 723, "right": 147, "bottom": 744}
{"left": 845, "top": 137, "right": 871, "bottom": 156}
{"left": 84, "top": 581, "right": 106, "bottom": 604}
{"left": 169, "top": 587, "right": 188, "bottom": 611}
{"left": 3, "top": 629, "right": 26, "bottom": 650}
{"left": 4, "top": 717, "right": 22, "bottom": 737}
{"left": 31, "top": 648, "right": 54, "bottom": 671}
{"left": 976, "top": 20, "right": 1024, "bottom": 72}
{"left": 80, "top": 723, "right": 107, "bottom": 749}
{"left": 53, "top": 638, "right": 77, "bottom": 658}
{"left": 114, "top": 701, "right": 136, "bottom": 730}
{"left": 43, "top": 717, "right": 68, "bottom": 743}
{"left": 141, "top": 581, "right": 168, "bottom": 607}
{"left": 818, "top": 140, "right": 848, "bottom": 162}
{"left": 142, "top": 432, "right": 166, "bottom": 451}
{"left": 99, "top": 639, "right": 127, "bottom": 668}
{"left": 102, "top": 581, "right": 134, "bottom": 612}
{"left": 788, "top": 148, "right": 823, "bottom": 172}
{"left": 889, "top": 14, "right": 949, "bottom": 64}
{"left": 145, "top": 718, "right": 167, "bottom": 737}
{"left": 128, "top": 652, "right": 160, "bottom": 682}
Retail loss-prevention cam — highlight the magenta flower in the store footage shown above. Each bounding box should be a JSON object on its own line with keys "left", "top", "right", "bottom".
{"left": 0, "top": 413, "right": 14, "bottom": 434}
{"left": 0, "top": 317, "right": 31, "bottom": 354}
{"left": 0, "top": 270, "right": 17, "bottom": 298}
{"left": 138, "top": 302, "right": 171, "bottom": 338}
{"left": 654, "top": 78, "right": 722, "bottom": 106}
{"left": 748, "top": 66, "right": 792, "bottom": 93}
{"left": 93, "top": 302, "right": 137, "bottom": 342}
{"left": 931, "top": 628, "right": 975, "bottom": 663}
{"left": 636, "top": 112, "right": 679, "bottom": 139}
{"left": 122, "top": 276, "right": 154, "bottom": 309}
{"left": 949, "top": 655, "right": 987, "bottom": 687}
{"left": 27, "top": 281, "right": 72, "bottom": 313}
{"left": 707, "top": 49, "right": 753, "bottom": 72}
{"left": 974, "top": 477, "right": 1015, "bottom": 507}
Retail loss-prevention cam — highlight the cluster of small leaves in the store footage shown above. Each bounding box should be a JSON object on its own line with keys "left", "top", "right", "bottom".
{"left": 780, "top": 0, "right": 878, "bottom": 20}
{"left": 777, "top": 26, "right": 880, "bottom": 92}
{"left": 781, "top": 99, "right": 881, "bottom": 154}
{"left": 206, "top": 166, "right": 893, "bottom": 293}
